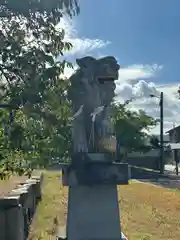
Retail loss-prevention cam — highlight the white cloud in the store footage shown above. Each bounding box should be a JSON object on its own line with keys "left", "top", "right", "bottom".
{"left": 62, "top": 65, "right": 77, "bottom": 79}
{"left": 58, "top": 17, "right": 110, "bottom": 60}
{"left": 59, "top": 17, "right": 110, "bottom": 78}
{"left": 59, "top": 17, "right": 180, "bottom": 136}
{"left": 115, "top": 80, "right": 159, "bottom": 100}
{"left": 115, "top": 74, "right": 180, "bottom": 134}
{"left": 66, "top": 38, "right": 110, "bottom": 58}
{"left": 117, "top": 64, "right": 163, "bottom": 83}
{"left": 113, "top": 63, "right": 180, "bottom": 135}
{"left": 157, "top": 83, "right": 180, "bottom": 99}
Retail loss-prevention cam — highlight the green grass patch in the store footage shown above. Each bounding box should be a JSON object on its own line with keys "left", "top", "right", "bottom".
{"left": 28, "top": 171, "right": 180, "bottom": 240}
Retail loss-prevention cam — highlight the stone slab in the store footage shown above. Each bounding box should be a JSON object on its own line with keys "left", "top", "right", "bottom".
{"left": 67, "top": 184, "right": 122, "bottom": 240}
{"left": 62, "top": 162, "right": 129, "bottom": 186}
{"left": 56, "top": 225, "right": 128, "bottom": 240}
{"left": 0, "top": 196, "right": 20, "bottom": 208}
{"left": 72, "top": 152, "right": 114, "bottom": 163}
{"left": 6, "top": 203, "right": 24, "bottom": 240}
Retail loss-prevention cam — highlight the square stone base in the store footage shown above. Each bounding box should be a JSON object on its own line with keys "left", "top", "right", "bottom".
{"left": 62, "top": 162, "right": 129, "bottom": 186}
{"left": 67, "top": 185, "right": 123, "bottom": 240}
{"left": 56, "top": 225, "right": 128, "bottom": 240}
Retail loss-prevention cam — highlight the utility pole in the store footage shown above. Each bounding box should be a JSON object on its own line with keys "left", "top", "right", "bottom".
{"left": 159, "top": 92, "right": 164, "bottom": 174}
{"left": 149, "top": 92, "right": 164, "bottom": 174}
{"left": 123, "top": 93, "right": 165, "bottom": 174}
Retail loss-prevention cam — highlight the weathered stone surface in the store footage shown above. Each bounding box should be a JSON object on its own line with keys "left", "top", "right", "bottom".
{"left": 0, "top": 172, "right": 44, "bottom": 240}
{"left": 31, "top": 173, "right": 43, "bottom": 201}
{"left": 67, "top": 185, "right": 122, "bottom": 240}
{"left": 0, "top": 196, "right": 24, "bottom": 240}
{"left": 0, "top": 195, "right": 20, "bottom": 208}
{"left": 72, "top": 152, "right": 114, "bottom": 163}
{"left": 64, "top": 55, "right": 128, "bottom": 239}
{"left": 25, "top": 179, "right": 39, "bottom": 207}
{"left": 6, "top": 203, "right": 24, "bottom": 240}
{"left": 62, "top": 162, "right": 129, "bottom": 186}
{"left": 68, "top": 56, "right": 120, "bottom": 153}
{"left": 0, "top": 210, "right": 5, "bottom": 239}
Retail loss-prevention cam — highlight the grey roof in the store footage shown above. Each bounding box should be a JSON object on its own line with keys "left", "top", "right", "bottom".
{"left": 166, "top": 143, "right": 180, "bottom": 150}
{"left": 166, "top": 125, "right": 180, "bottom": 133}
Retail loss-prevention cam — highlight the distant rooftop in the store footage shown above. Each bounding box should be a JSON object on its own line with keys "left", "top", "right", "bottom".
{"left": 166, "top": 125, "right": 180, "bottom": 133}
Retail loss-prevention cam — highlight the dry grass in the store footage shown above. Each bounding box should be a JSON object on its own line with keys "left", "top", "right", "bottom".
{"left": 119, "top": 182, "right": 180, "bottom": 239}
{"left": 0, "top": 175, "right": 28, "bottom": 197}
{"left": 28, "top": 171, "right": 68, "bottom": 240}
{"left": 0, "top": 169, "right": 40, "bottom": 197}
{"left": 28, "top": 171, "right": 180, "bottom": 240}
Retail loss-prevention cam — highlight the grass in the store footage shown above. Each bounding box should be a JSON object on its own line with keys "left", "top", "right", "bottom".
{"left": 28, "top": 171, "right": 68, "bottom": 240}
{"left": 28, "top": 171, "right": 180, "bottom": 240}
{"left": 0, "top": 169, "right": 40, "bottom": 197}
{"left": 120, "top": 182, "right": 180, "bottom": 239}
{"left": 0, "top": 175, "right": 28, "bottom": 197}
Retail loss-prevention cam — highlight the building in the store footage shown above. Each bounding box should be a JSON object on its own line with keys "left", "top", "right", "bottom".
{"left": 166, "top": 125, "right": 180, "bottom": 143}
{"left": 166, "top": 125, "right": 180, "bottom": 169}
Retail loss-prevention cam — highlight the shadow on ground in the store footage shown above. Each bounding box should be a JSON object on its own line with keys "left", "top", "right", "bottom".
{"left": 131, "top": 166, "right": 180, "bottom": 190}
{"left": 46, "top": 164, "right": 180, "bottom": 190}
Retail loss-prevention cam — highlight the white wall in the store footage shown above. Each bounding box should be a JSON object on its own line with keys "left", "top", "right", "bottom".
{"left": 128, "top": 149, "right": 160, "bottom": 158}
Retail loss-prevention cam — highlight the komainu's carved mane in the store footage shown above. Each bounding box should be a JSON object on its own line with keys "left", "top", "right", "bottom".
{"left": 68, "top": 56, "right": 120, "bottom": 153}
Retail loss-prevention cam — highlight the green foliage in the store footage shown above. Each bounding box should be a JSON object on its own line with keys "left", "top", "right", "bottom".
{"left": 0, "top": 0, "right": 79, "bottom": 177}
{"left": 149, "top": 135, "right": 160, "bottom": 149}
{"left": 0, "top": 0, "right": 157, "bottom": 178}
{"left": 112, "top": 103, "right": 157, "bottom": 152}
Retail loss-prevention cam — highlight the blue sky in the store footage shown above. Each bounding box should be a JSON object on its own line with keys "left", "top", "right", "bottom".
{"left": 77, "top": 0, "right": 180, "bottom": 84}
{"left": 61, "top": 1, "right": 180, "bottom": 134}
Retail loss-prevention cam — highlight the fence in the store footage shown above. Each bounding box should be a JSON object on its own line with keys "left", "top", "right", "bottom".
{"left": 125, "top": 150, "right": 160, "bottom": 170}
{"left": 0, "top": 172, "right": 43, "bottom": 240}
{"left": 125, "top": 149, "right": 171, "bottom": 170}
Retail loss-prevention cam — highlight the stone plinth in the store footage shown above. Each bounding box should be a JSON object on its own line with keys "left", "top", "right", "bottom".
{"left": 0, "top": 171, "right": 43, "bottom": 240}
{"left": 62, "top": 162, "right": 129, "bottom": 186}
{"left": 67, "top": 185, "right": 122, "bottom": 240}
{"left": 61, "top": 153, "right": 129, "bottom": 240}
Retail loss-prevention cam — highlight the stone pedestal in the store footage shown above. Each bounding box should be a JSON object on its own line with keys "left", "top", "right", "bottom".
{"left": 61, "top": 153, "right": 129, "bottom": 240}
{"left": 67, "top": 185, "right": 122, "bottom": 240}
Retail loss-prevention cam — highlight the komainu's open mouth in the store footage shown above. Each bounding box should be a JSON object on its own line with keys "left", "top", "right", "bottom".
{"left": 98, "top": 77, "right": 116, "bottom": 84}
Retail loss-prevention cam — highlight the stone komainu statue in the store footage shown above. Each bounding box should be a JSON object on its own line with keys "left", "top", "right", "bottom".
{"left": 68, "top": 56, "right": 120, "bottom": 153}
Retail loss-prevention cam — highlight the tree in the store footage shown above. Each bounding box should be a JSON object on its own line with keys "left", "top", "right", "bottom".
{"left": 0, "top": 0, "right": 80, "bottom": 176}
{"left": 111, "top": 103, "right": 157, "bottom": 154}
{"left": 149, "top": 135, "right": 160, "bottom": 149}
{"left": 0, "top": 0, "right": 79, "bottom": 107}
